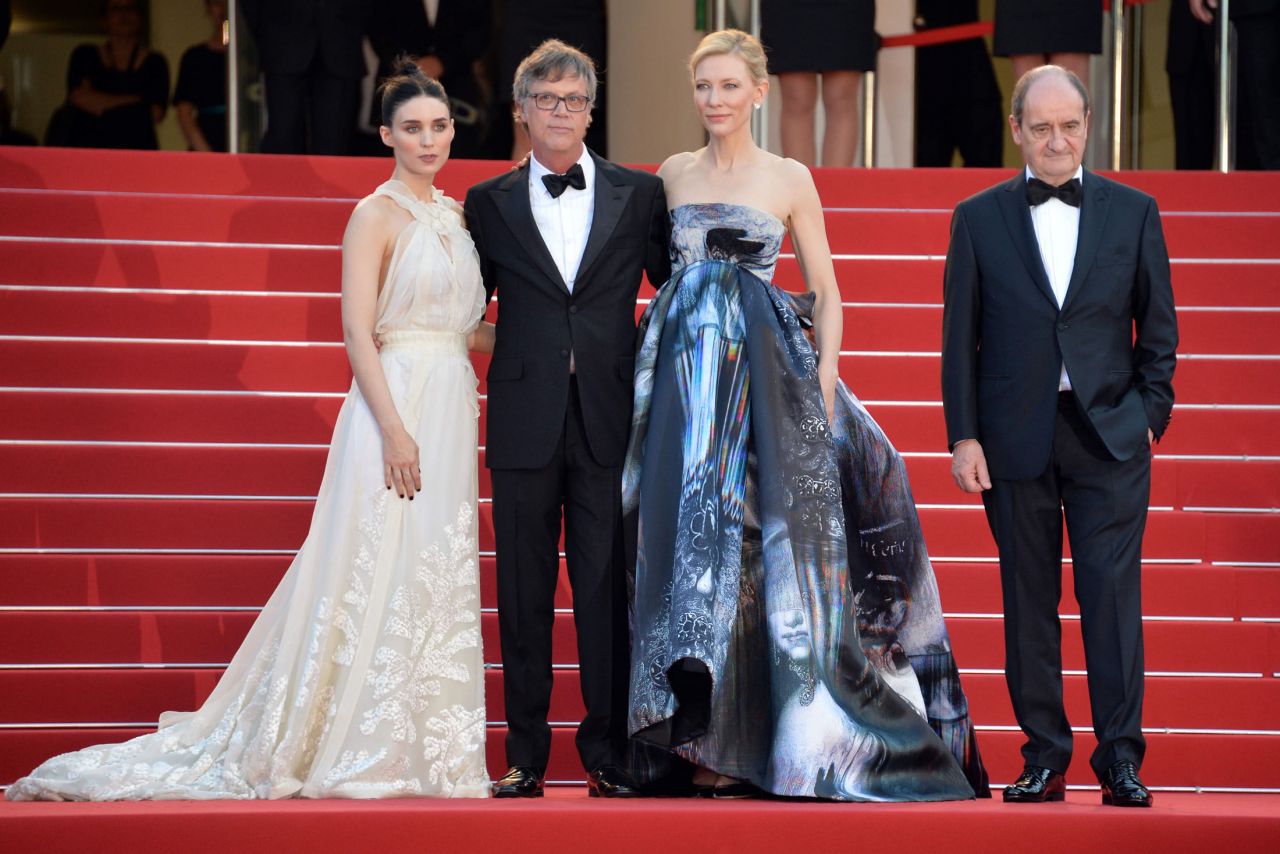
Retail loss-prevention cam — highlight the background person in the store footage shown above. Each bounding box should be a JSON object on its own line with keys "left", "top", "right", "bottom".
{"left": 993, "top": 0, "right": 1101, "bottom": 91}
{"left": 55, "top": 0, "right": 169, "bottom": 150}
{"left": 368, "top": 0, "right": 492, "bottom": 160}
{"left": 242, "top": 0, "right": 370, "bottom": 155}
{"left": 761, "top": 0, "right": 876, "bottom": 167}
{"left": 174, "top": 0, "right": 228, "bottom": 152}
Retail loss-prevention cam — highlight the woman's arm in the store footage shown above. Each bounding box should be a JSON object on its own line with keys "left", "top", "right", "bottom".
{"left": 467, "top": 321, "right": 495, "bottom": 354}
{"left": 341, "top": 200, "right": 422, "bottom": 499}
{"left": 175, "top": 102, "right": 211, "bottom": 151}
{"left": 784, "top": 160, "right": 843, "bottom": 422}
{"left": 65, "top": 46, "right": 136, "bottom": 115}
{"left": 143, "top": 52, "right": 170, "bottom": 124}
{"left": 68, "top": 80, "right": 140, "bottom": 116}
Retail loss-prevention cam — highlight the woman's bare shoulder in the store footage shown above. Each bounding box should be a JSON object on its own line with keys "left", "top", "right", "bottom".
{"left": 657, "top": 150, "right": 699, "bottom": 181}
{"left": 345, "top": 193, "right": 403, "bottom": 243}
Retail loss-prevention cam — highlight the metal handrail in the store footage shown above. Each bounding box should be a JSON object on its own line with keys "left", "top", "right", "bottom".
{"left": 1110, "top": 1, "right": 1125, "bottom": 169}
{"left": 1215, "top": 0, "right": 1232, "bottom": 173}
{"left": 750, "top": 0, "right": 766, "bottom": 147}
{"left": 861, "top": 72, "right": 875, "bottom": 168}
{"left": 226, "top": 0, "right": 239, "bottom": 154}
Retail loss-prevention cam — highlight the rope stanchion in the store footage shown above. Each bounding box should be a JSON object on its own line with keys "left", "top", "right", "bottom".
{"left": 880, "top": 22, "right": 992, "bottom": 50}
{"left": 879, "top": 2, "right": 1154, "bottom": 51}
{"left": 856, "top": 2, "right": 1157, "bottom": 168}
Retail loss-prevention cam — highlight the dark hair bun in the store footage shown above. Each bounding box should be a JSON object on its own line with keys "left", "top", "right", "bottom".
{"left": 378, "top": 55, "right": 450, "bottom": 126}
{"left": 395, "top": 56, "right": 423, "bottom": 79}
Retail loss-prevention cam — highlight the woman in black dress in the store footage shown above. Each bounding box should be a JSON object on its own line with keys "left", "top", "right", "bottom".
{"left": 63, "top": 0, "right": 169, "bottom": 150}
{"left": 993, "top": 0, "right": 1102, "bottom": 90}
{"left": 174, "top": 0, "right": 228, "bottom": 152}
{"left": 761, "top": 0, "right": 876, "bottom": 167}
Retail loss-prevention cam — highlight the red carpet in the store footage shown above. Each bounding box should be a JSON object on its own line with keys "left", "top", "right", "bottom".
{"left": 0, "top": 791, "right": 1275, "bottom": 854}
{"left": 1, "top": 147, "right": 1277, "bottom": 846}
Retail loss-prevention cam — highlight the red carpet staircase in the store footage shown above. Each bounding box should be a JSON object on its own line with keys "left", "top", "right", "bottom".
{"left": 0, "top": 148, "right": 1277, "bottom": 851}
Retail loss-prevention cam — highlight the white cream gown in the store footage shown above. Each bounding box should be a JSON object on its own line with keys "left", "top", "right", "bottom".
{"left": 7, "top": 180, "right": 490, "bottom": 800}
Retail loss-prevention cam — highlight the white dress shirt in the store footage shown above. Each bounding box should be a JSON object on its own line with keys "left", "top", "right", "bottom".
{"left": 423, "top": 0, "right": 439, "bottom": 27}
{"left": 1027, "top": 165, "right": 1083, "bottom": 392}
{"left": 529, "top": 148, "right": 595, "bottom": 293}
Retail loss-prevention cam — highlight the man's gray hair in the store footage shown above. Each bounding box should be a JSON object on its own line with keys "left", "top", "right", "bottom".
{"left": 1011, "top": 65, "right": 1090, "bottom": 125}
{"left": 512, "top": 39, "right": 599, "bottom": 104}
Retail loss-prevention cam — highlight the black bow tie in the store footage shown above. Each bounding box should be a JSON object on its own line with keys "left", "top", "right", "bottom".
{"left": 542, "top": 163, "right": 586, "bottom": 198}
{"left": 1026, "top": 176, "right": 1082, "bottom": 208}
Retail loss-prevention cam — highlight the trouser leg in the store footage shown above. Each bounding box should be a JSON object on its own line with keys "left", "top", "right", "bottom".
{"left": 984, "top": 451, "right": 1073, "bottom": 773}
{"left": 1055, "top": 404, "right": 1150, "bottom": 778}
{"left": 561, "top": 379, "right": 628, "bottom": 772}
{"left": 492, "top": 437, "right": 566, "bottom": 773}
{"left": 261, "top": 70, "right": 308, "bottom": 154}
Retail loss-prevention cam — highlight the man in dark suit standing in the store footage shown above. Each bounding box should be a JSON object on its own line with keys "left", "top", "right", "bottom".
{"left": 242, "top": 0, "right": 369, "bottom": 154}
{"left": 941, "top": 65, "right": 1177, "bottom": 808}
{"left": 465, "top": 39, "right": 670, "bottom": 799}
{"left": 1189, "top": 0, "right": 1280, "bottom": 169}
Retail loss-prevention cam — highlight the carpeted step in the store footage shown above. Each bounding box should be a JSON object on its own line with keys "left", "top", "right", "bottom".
{"left": 2, "top": 669, "right": 1278, "bottom": 736}
{"left": 7, "top": 191, "right": 1276, "bottom": 259}
{"left": 3, "top": 444, "right": 1276, "bottom": 511}
{"left": 2, "top": 497, "right": 1277, "bottom": 561}
{"left": 1, "top": 725, "right": 1276, "bottom": 789}
{"left": 933, "top": 562, "right": 1280, "bottom": 621}
{"left": 863, "top": 403, "right": 1280, "bottom": 457}
{"left": 5, "top": 292, "right": 1274, "bottom": 356}
{"left": 0, "top": 191, "right": 353, "bottom": 246}
{"left": 7, "top": 148, "right": 1279, "bottom": 211}
{"left": 3, "top": 341, "right": 1274, "bottom": 405}
{"left": 7, "top": 391, "right": 1277, "bottom": 458}
{"left": 5, "top": 239, "right": 1274, "bottom": 310}
{"left": 4, "top": 554, "right": 1276, "bottom": 620}
{"left": 0, "top": 611, "right": 1273, "bottom": 677}
{"left": 0, "top": 554, "right": 577, "bottom": 611}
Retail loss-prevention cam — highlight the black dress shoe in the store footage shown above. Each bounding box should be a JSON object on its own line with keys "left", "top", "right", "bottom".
{"left": 1002, "top": 765, "right": 1067, "bottom": 803}
{"left": 492, "top": 766, "right": 544, "bottom": 798}
{"left": 1100, "top": 760, "right": 1153, "bottom": 807}
{"left": 587, "top": 765, "right": 641, "bottom": 798}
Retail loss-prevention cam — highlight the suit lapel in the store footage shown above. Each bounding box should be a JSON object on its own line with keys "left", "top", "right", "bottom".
{"left": 573, "top": 153, "right": 633, "bottom": 291}
{"left": 1059, "top": 170, "right": 1112, "bottom": 314}
{"left": 493, "top": 166, "right": 569, "bottom": 293}
{"left": 996, "top": 171, "right": 1058, "bottom": 309}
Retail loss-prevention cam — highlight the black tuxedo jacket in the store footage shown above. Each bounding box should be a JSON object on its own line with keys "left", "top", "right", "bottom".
{"left": 242, "top": 0, "right": 369, "bottom": 78}
{"left": 465, "top": 152, "right": 670, "bottom": 470}
{"left": 941, "top": 169, "right": 1178, "bottom": 481}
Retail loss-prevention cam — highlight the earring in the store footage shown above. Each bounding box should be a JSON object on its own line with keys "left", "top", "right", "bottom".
{"left": 754, "top": 102, "right": 762, "bottom": 111}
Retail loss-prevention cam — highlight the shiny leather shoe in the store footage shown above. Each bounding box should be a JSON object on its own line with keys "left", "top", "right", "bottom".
{"left": 492, "top": 766, "right": 544, "bottom": 798}
{"left": 1100, "top": 760, "right": 1153, "bottom": 807}
{"left": 587, "top": 765, "right": 641, "bottom": 798}
{"left": 1002, "top": 765, "right": 1067, "bottom": 803}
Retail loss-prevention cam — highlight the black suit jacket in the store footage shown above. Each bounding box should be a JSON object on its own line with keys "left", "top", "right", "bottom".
{"left": 242, "top": 0, "right": 369, "bottom": 78}
{"left": 465, "top": 152, "right": 670, "bottom": 470}
{"left": 941, "top": 169, "right": 1178, "bottom": 481}
{"left": 368, "top": 0, "right": 489, "bottom": 113}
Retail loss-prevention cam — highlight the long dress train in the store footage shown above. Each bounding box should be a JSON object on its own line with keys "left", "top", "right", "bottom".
{"left": 624, "top": 203, "right": 989, "bottom": 801}
{"left": 7, "top": 180, "right": 490, "bottom": 800}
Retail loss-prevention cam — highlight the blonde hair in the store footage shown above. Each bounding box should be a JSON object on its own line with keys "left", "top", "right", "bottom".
{"left": 689, "top": 29, "right": 768, "bottom": 84}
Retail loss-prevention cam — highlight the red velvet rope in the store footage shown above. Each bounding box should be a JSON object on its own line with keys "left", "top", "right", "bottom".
{"left": 882, "top": 1, "right": 1155, "bottom": 50}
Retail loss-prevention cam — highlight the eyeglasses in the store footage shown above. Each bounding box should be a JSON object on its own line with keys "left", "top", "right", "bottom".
{"left": 527, "top": 92, "right": 591, "bottom": 112}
